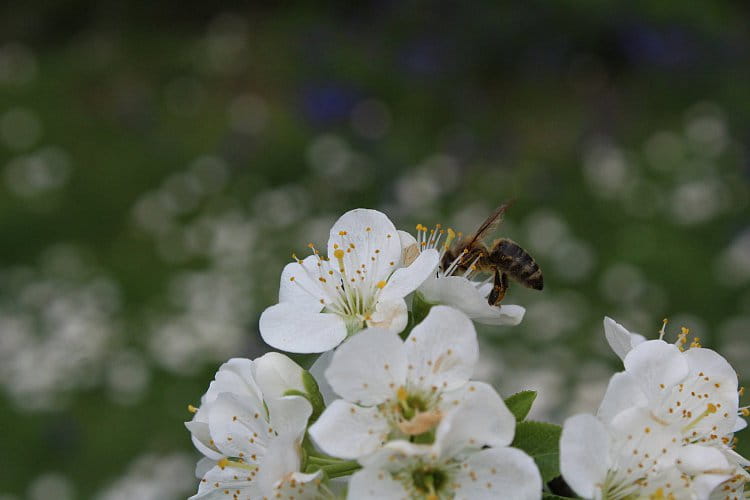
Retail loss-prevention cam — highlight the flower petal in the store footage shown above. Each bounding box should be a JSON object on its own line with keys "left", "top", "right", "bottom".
{"left": 560, "top": 414, "right": 611, "bottom": 499}
{"left": 436, "top": 382, "right": 515, "bottom": 457}
{"left": 603, "top": 316, "right": 646, "bottom": 362}
{"left": 597, "top": 372, "right": 647, "bottom": 423}
{"left": 366, "top": 297, "right": 408, "bottom": 333}
{"left": 253, "top": 352, "right": 306, "bottom": 400}
{"left": 623, "top": 339, "right": 689, "bottom": 403}
{"left": 190, "top": 463, "right": 259, "bottom": 499}
{"left": 404, "top": 305, "right": 478, "bottom": 392}
{"left": 349, "top": 466, "right": 409, "bottom": 500}
{"left": 327, "top": 208, "right": 401, "bottom": 283}
{"left": 207, "top": 393, "right": 271, "bottom": 459}
{"left": 309, "top": 350, "right": 337, "bottom": 405}
{"left": 380, "top": 249, "right": 439, "bottom": 302}
{"left": 259, "top": 302, "right": 347, "bottom": 353}
{"left": 325, "top": 327, "right": 407, "bottom": 405}
{"left": 278, "top": 255, "right": 327, "bottom": 311}
{"left": 418, "top": 275, "right": 524, "bottom": 326}
{"left": 308, "top": 399, "right": 390, "bottom": 460}
{"left": 266, "top": 395, "right": 312, "bottom": 438}
{"left": 454, "top": 447, "right": 542, "bottom": 500}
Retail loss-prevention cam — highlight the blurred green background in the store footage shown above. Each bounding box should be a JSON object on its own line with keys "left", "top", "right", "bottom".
{"left": 1, "top": 2, "right": 749, "bottom": 498}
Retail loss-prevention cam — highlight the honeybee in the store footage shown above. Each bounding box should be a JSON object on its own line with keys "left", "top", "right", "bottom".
{"left": 441, "top": 202, "right": 543, "bottom": 305}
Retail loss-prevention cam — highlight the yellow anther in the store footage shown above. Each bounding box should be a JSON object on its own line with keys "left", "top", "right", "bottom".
{"left": 707, "top": 403, "right": 717, "bottom": 414}
{"left": 366, "top": 227, "right": 372, "bottom": 232}
{"left": 650, "top": 488, "right": 665, "bottom": 500}
{"left": 397, "top": 386, "right": 408, "bottom": 402}
{"left": 739, "top": 387, "right": 745, "bottom": 397}
{"left": 333, "top": 243, "right": 339, "bottom": 249}
{"left": 338, "top": 230, "right": 347, "bottom": 236}
{"left": 289, "top": 277, "right": 295, "bottom": 281}
{"left": 218, "top": 458, "right": 230, "bottom": 469}
{"left": 742, "top": 408, "right": 750, "bottom": 417}
{"left": 188, "top": 404, "right": 199, "bottom": 414}
{"left": 334, "top": 249, "right": 345, "bottom": 259}
{"left": 318, "top": 277, "right": 327, "bottom": 283}
{"left": 690, "top": 337, "right": 702, "bottom": 348}
{"left": 681, "top": 326, "right": 690, "bottom": 335}
{"left": 376, "top": 280, "right": 387, "bottom": 289}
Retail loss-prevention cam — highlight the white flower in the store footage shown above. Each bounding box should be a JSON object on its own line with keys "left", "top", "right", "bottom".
{"left": 259, "top": 208, "right": 439, "bottom": 353}
{"left": 308, "top": 306, "right": 479, "bottom": 460}
{"left": 185, "top": 356, "right": 330, "bottom": 499}
{"left": 597, "top": 334, "right": 746, "bottom": 452}
{"left": 400, "top": 225, "right": 525, "bottom": 326}
{"left": 561, "top": 408, "right": 734, "bottom": 500}
{"left": 348, "top": 382, "right": 541, "bottom": 500}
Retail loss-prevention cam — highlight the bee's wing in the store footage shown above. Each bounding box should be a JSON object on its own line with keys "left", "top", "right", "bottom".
{"left": 465, "top": 201, "right": 514, "bottom": 245}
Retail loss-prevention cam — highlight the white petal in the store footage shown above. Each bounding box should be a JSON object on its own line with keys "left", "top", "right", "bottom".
{"left": 436, "top": 382, "right": 515, "bottom": 457}
{"left": 207, "top": 393, "right": 270, "bottom": 458}
{"left": 204, "top": 358, "right": 262, "bottom": 407}
{"left": 308, "top": 400, "right": 390, "bottom": 460}
{"left": 681, "top": 348, "right": 740, "bottom": 437}
{"left": 596, "top": 372, "right": 647, "bottom": 423}
{"left": 366, "top": 298, "right": 408, "bottom": 333}
{"left": 253, "top": 352, "right": 306, "bottom": 401}
{"left": 603, "top": 316, "right": 645, "bottom": 361}
{"left": 678, "top": 444, "right": 731, "bottom": 474}
{"left": 327, "top": 208, "right": 402, "bottom": 282}
{"left": 266, "top": 395, "right": 312, "bottom": 438}
{"left": 278, "top": 255, "right": 328, "bottom": 311}
{"left": 195, "top": 457, "right": 216, "bottom": 479}
{"left": 271, "top": 470, "right": 325, "bottom": 500}
{"left": 325, "top": 327, "right": 407, "bottom": 405}
{"left": 404, "top": 305, "right": 478, "bottom": 392}
{"left": 454, "top": 447, "right": 542, "bottom": 500}
{"left": 349, "top": 467, "right": 409, "bottom": 500}
{"left": 259, "top": 302, "right": 347, "bottom": 353}
{"left": 380, "top": 249, "right": 439, "bottom": 302}
{"left": 472, "top": 304, "right": 526, "bottom": 326}
{"left": 418, "top": 275, "right": 525, "bottom": 326}
{"left": 560, "top": 414, "right": 611, "bottom": 499}
{"left": 255, "top": 433, "right": 300, "bottom": 493}
{"left": 185, "top": 419, "right": 223, "bottom": 461}
{"left": 397, "top": 230, "right": 421, "bottom": 267}
{"left": 623, "top": 340, "right": 689, "bottom": 403}
{"left": 190, "top": 464, "right": 259, "bottom": 499}
{"left": 734, "top": 417, "right": 748, "bottom": 433}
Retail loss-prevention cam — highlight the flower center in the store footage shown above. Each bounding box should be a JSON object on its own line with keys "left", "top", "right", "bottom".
{"left": 289, "top": 234, "right": 397, "bottom": 330}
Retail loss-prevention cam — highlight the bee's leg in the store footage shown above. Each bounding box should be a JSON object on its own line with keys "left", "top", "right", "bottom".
{"left": 488, "top": 269, "right": 509, "bottom": 305}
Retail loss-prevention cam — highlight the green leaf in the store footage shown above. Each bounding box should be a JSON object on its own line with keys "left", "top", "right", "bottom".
{"left": 504, "top": 390, "right": 537, "bottom": 421}
{"left": 511, "top": 421, "right": 562, "bottom": 483}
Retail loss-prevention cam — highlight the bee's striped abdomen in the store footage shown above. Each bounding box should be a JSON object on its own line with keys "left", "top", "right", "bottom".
{"left": 491, "top": 238, "right": 544, "bottom": 290}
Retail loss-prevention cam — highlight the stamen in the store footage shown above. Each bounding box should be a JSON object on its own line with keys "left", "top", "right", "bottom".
{"left": 682, "top": 403, "right": 717, "bottom": 433}
{"left": 188, "top": 404, "right": 198, "bottom": 414}
{"left": 659, "top": 318, "right": 668, "bottom": 340}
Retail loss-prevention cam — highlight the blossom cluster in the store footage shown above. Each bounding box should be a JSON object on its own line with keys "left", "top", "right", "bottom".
{"left": 184, "top": 208, "right": 749, "bottom": 499}
{"left": 561, "top": 318, "right": 750, "bottom": 499}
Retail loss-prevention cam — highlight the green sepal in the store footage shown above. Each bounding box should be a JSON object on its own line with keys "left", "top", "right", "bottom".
{"left": 511, "top": 421, "right": 562, "bottom": 483}
{"left": 302, "top": 370, "right": 326, "bottom": 422}
{"left": 504, "top": 390, "right": 537, "bottom": 421}
{"left": 411, "top": 292, "right": 433, "bottom": 326}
